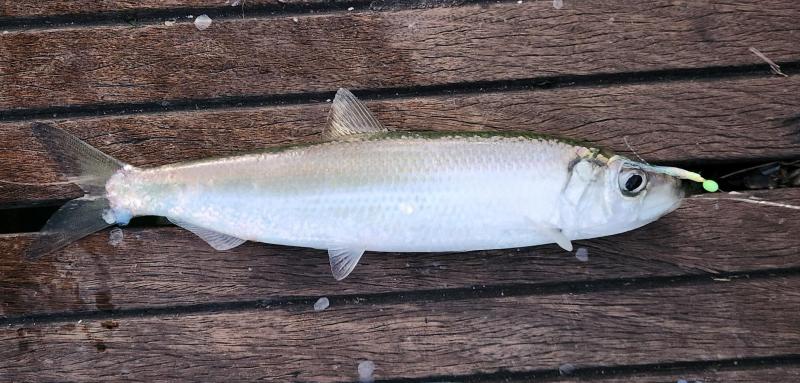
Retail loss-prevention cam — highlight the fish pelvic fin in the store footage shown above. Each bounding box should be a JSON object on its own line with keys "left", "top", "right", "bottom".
{"left": 167, "top": 217, "right": 247, "bottom": 251}
{"left": 24, "top": 123, "right": 129, "bottom": 261}
{"left": 323, "top": 88, "right": 388, "bottom": 140}
{"left": 328, "top": 246, "right": 366, "bottom": 281}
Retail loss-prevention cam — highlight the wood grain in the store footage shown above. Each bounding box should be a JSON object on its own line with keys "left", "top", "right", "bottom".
{"left": 2, "top": 75, "right": 798, "bottom": 206}
{"left": 1, "top": 188, "right": 797, "bottom": 317}
{"left": 2, "top": 275, "right": 799, "bottom": 382}
{"left": 1, "top": 0, "right": 798, "bottom": 111}
{"left": 0, "top": 0, "right": 315, "bottom": 18}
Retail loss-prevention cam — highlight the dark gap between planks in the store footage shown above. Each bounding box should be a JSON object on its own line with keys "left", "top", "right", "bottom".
{"left": 2, "top": 266, "right": 798, "bottom": 326}
{"left": 365, "top": 354, "right": 800, "bottom": 383}
{"left": 1, "top": 61, "right": 798, "bottom": 123}
{"left": 0, "top": 0, "right": 499, "bottom": 31}
{"left": 1, "top": 161, "right": 796, "bottom": 233}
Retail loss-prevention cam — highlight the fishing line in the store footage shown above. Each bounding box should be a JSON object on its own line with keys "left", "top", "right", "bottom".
{"left": 688, "top": 193, "right": 800, "bottom": 210}
{"left": 623, "top": 136, "right": 650, "bottom": 165}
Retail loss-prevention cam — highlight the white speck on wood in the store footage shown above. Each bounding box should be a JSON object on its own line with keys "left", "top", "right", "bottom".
{"left": 228, "top": 0, "right": 241, "bottom": 6}
{"left": 553, "top": 0, "right": 564, "bottom": 9}
{"left": 749, "top": 47, "right": 788, "bottom": 77}
{"left": 575, "top": 247, "right": 589, "bottom": 262}
{"left": 292, "top": 17, "right": 299, "bottom": 23}
{"left": 358, "top": 360, "right": 375, "bottom": 383}
{"left": 348, "top": 7, "right": 355, "bottom": 11}
{"left": 109, "top": 228, "right": 124, "bottom": 247}
{"left": 314, "top": 297, "right": 330, "bottom": 311}
{"left": 194, "top": 14, "right": 213, "bottom": 30}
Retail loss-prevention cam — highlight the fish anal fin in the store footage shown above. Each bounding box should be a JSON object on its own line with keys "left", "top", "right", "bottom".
{"left": 324, "top": 88, "right": 388, "bottom": 140}
{"left": 168, "top": 218, "right": 246, "bottom": 251}
{"left": 328, "top": 246, "right": 366, "bottom": 281}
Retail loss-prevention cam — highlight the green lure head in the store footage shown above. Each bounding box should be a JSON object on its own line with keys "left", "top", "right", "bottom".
{"left": 614, "top": 157, "right": 718, "bottom": 193}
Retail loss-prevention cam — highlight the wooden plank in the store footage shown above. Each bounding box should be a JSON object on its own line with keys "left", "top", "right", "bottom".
{"left": 2, "top": 75, "right": 798, "bottom": 206}
{"left": 1, "top": 275, "right": 799, "bottom": 381}
{"left": 1, "top": 0, "right": 797, "bottom": 111}
{"left": 1, "top": 188, "right": 797, "bottom": 317}
{"left": 0, "top": 0, "right": 310, "bottom": 18}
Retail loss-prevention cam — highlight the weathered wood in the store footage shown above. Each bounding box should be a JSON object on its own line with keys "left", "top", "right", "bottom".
{"left": 0, "top": 0, "right": 309, "bottom": 18}
{"left": 1, "top": 0, "right": 797, "bottom": 111}
{"left": 2, "top": 75, "right": 798, "bottom": 206}
{"left": 1, "top": 188, "right": 797, "bottom": 317}
{"left": 2, "top": 275, "right": 799, "bottom": 381}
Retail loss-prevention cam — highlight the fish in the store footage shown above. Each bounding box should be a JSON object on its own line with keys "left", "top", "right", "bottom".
{"left": 25, "top": 88, "right": 708, "bottom": 280}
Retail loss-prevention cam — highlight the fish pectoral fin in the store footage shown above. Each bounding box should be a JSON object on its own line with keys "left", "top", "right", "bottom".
{"left": 526, "top": 218, "right": 573, "bottom": 252}
{"left": 327, "top": 245, "right": 366, "bottom": 281}
{"left": 167, "top": 218, "right": 246, "bottom": 251}
{"left": 323, "top": 88, "right": 388, "bottom": 140}
{"left": 548, "top": 230, "right": 573, "bottom": 252}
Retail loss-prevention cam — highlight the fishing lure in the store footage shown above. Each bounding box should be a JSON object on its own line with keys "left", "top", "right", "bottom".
{"left": 26, "top": 89, "right": 711, "bottom": 280}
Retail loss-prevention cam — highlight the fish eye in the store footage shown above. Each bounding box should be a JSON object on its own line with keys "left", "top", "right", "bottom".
{"left": 618, "top": 168, "right": 647, "bottom": 196}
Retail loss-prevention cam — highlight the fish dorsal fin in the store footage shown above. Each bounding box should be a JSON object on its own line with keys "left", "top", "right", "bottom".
{"left": 328, "top": 246, "right": 366, "bottom": 280}
{"left": 324, "top": 88, "right": 387, "bottom": 140}
{"left": 168, "top": 217, "right": 246, "bottom": 251}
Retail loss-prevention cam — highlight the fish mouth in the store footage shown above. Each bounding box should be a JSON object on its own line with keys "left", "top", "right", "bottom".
{"left": 637, "top": 183, "right": 684, "bottom": 222}
{"left": 639, "top": 198, "right": 682, "bottom": 222}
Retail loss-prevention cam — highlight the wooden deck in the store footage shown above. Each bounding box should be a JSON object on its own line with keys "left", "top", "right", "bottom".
{"left": 1, "top": 1, "right": 799, "bottom": 381}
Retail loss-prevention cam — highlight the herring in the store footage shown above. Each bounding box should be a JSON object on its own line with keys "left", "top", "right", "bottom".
{"left": 26, "top": 89, "right": 700, "bottom": 280}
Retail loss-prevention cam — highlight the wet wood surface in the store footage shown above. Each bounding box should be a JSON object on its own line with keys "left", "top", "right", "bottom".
{"left": 1, "top": 0, "right": 798, "bottom": 111}
{"left": 2, "top": 276, "right": 799, "bottom": 381}
{"left": 0, "top": 0, "right": 324, "bottom": 18}
{"left": 1, "top": 0, "right": 799, "bottom": 381}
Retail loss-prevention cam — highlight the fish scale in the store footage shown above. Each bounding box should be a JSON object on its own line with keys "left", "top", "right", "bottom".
{"left": 108, "top": 135, "right": 583, "bottom": 252}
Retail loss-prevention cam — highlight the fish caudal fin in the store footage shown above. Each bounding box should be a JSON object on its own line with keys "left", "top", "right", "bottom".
{"left": 25, "top": 197, "right": 115, "bottom": 260}
{"left": 24, "top": 123, "right": 127, "bottom": 261}
{"left": 31, "top": 123, "right": 125, "bottom": 195}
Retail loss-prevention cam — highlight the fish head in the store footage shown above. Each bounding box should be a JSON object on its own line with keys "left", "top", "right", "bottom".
{"left": 599, "top": 156, "right": 685, "bottom": 233}
{"left": 606, "top": 156, "right": 684, "bottom": 222}
{"left": 558, "top": 154, "right": 686, "bottom": 240}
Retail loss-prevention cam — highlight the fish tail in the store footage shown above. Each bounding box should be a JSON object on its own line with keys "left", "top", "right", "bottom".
{"left": 24, "top": 123, "right": 128, "bottom": 261}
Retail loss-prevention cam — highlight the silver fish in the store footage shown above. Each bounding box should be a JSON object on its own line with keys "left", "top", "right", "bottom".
{"left": 27, "top": 89, "right": 705, "bottom": 280}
